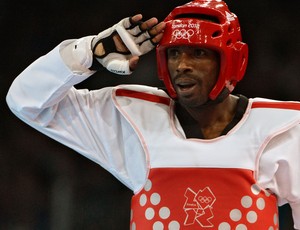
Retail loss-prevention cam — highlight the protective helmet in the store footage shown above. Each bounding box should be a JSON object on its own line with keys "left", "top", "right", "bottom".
{"left": 156, "top": 0, "right": 248, "bottom": 100}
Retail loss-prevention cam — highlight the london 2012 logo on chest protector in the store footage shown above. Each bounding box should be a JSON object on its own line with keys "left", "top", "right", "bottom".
{"left": 183, "top": 187, "right": 216, "bottom": 227}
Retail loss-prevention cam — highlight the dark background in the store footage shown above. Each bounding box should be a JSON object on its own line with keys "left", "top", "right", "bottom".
{"left": 1, "top": 0, "right": 299, "bottom": 229}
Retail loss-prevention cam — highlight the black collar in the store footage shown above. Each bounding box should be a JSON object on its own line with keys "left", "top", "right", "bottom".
{"left": 175, "top": 95, "right": 249, "bottom": 139}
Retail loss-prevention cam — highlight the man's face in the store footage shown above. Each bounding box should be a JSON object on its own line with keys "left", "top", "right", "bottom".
{"left": 167, "top": 46, "right": 220, "bottom": 108}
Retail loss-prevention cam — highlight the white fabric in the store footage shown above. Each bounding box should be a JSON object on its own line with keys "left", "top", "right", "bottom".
{"left": 60, "top": 36, "right": 95, "bottom": 74}
{"left": 6, "top": 42, "right": 300, "bottom": 229}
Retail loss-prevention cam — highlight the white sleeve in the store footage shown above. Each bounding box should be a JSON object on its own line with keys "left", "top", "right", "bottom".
{"left": 6, "top": 40, "right": 94, "bottom": 119}
{"left": 6, "top": 42, "right": 145, "bottom": 191}
{"left": 258, "top": 124, "right": 300, "bottom": 229}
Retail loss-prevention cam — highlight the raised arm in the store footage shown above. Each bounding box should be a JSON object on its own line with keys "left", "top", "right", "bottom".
{"left": 6, "top": 15, "right": 164, "bottom": 189}
{"left": 6, "top": 14, "right": 165, "bottom": 120}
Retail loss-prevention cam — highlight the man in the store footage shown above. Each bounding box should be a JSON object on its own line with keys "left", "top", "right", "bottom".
{"left": 6, "top": 0, "right": 300, "bottom": 229}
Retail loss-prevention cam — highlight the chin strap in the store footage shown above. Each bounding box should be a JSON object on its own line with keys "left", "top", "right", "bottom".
{"left": 204, "top": 87, "right": 231, "bottom": 107}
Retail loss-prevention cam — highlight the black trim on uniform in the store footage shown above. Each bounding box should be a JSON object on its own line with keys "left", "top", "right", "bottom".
{"left": 175, "top": 95, "right": 249, "bottom": 139}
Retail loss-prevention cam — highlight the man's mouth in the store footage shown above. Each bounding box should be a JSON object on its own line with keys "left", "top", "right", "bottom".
{"left": 177, "top": 82, "right": 196, "bottom": 91}
{"left": 175, "top": 78, "right": 197, "bottom": 93}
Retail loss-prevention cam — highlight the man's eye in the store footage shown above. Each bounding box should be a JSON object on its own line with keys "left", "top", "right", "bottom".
{"left": 168, "top": 49, "right": 179, "bottom": 58}
{"left": 194, "top": 49, "right": 205, "bottom": 57}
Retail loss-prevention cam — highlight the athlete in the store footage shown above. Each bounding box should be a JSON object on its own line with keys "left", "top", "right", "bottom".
{"left": 6, "top": 0, "right": 300, "bottom": 229}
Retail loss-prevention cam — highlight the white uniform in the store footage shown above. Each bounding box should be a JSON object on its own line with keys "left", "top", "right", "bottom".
{"left": 6, "top": 41, "right": 300, "bottom": 229}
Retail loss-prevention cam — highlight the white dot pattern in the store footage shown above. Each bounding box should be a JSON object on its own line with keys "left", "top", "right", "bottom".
{"left": 150, "top": 193, "right": 161, "bottom": 205}
{"left": 246, "top": 211, "right": 257, "bottom": 223}
{"left": 219, "top": 222, "right": 231, "bottom": 230}
{"left": 168, "top": 221, "right": 180, "bottom": 230}
{"left": 235, "top": 224, "right": 247, "bottom": 230}
{"left": 159, "top": 207, "right": 170, "bottom": 219}
{"left": 140, "top": 194, "right": 147, "bottom": 207}
{"left": 219, "top": 184, "right": 278, "bottom": 229}
{"left": 131, "top": 222, "right": 136, "bottom": 230}
{"left": 230, "top": 209, "right": 242, "bottom": 222}
{"left": 273, "top": 213, "right": 278, "bottom": 225}
{"left": 132, "top": 179, "right": 181, "bottom": 229}
{"left": 153, "top": 221, "right": 164, "bottom": 230}
{"left": 265, "top": 190, "right": 271, "bottom": 197}
{"left": 251, "top": 184, "right": 261, "bottom": 195}
{"left": 256, "top": 198, "right": 265, "bottom": 210}
{"left": 145, "top": 207, "right": 155, "bottom": 220}
{"left": 144, "top": 179, "right": 152, "bottom": 191}
{"left": 241, "top": 196, "right": 252, "bottom": 208}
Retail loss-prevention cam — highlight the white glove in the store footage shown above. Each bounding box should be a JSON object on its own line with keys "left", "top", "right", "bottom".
{"left": 90, "top": 16, "right": 156, "bottom": 75}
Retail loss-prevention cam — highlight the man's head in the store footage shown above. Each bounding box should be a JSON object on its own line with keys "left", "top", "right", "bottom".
{"left": 156, "top": 0, "right": 248, "bottom": 104}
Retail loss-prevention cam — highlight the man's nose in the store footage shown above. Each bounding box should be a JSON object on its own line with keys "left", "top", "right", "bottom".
{"left": 176, "top": 53, "right": 193, "bottom": 73}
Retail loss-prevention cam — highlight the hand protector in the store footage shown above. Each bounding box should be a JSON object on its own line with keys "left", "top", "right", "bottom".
{"left": 90, "top": 17, "right": 156, "bottom": 75}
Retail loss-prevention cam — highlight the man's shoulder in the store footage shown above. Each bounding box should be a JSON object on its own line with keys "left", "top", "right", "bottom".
{"left": 242, "top": 98, "right": 300, "bottom": 136}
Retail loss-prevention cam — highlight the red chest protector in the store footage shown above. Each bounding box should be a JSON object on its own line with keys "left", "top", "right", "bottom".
{"left": 130, "top": 168, "right": 278, "bottom": 229}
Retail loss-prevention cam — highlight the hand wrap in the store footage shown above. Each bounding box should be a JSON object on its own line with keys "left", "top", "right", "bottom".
{"left": 89, "top": 17, "right": 156, "bottom": 75}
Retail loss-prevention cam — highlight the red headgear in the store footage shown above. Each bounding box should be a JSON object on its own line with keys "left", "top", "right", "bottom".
{"left": 156, "top": 0, "right": 248, "bottom": 100}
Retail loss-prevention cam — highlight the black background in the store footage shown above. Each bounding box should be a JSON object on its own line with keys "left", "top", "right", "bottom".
{"left": 1, "top": 0, "right": 299, "bottom": 229}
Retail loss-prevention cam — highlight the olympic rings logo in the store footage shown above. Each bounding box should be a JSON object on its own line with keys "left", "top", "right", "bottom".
{"left": 172, "top": 29, "right": 194, "bottom": 42}
{"left": 197, "top": 196, "right": 213, "bottom": 204}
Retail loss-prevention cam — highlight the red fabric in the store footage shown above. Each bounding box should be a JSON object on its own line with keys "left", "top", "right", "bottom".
{"left": 130, "top": 168, "right": 278, "bottom": 229}
{"left": 252, "top": 101, "right": 300, "bottom": 110}
{"left": 116, "top": 89, "right": 171, "bottom": 106}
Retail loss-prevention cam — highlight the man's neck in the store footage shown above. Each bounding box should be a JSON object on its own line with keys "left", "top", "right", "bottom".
{"left": 177, "top": 95, "right": 240, "bottom": 139}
